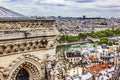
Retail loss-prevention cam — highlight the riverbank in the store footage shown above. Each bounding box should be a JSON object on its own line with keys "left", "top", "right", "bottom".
{"left": 57, "top": 41, "right": 89, "bottom": 46}
{"left": 56, "top": 41, "right": 93, "bottom": 52}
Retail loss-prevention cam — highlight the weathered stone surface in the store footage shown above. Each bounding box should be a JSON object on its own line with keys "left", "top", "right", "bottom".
{"left": 0, "top": 19, "right": 59, "bottom": 80}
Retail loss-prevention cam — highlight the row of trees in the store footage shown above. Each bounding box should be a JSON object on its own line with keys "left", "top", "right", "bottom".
{"left": 59, "top": 35, "right": 78, "bottom": 43}
{"left": 90, "top": 29, "right": 120, "bottom": 38}
{"left": 59, "top": 29, "right": 120, "bottom": 43}
{"left": 59, "top": 33, "right": 88, "bottom": 43}
{"left": 94, "top": 38, "right": 119, "bottom": 46}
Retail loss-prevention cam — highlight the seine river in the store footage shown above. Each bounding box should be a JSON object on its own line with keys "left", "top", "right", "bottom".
{"left": 56, "top": 42, "right": 94, "bottom": 52}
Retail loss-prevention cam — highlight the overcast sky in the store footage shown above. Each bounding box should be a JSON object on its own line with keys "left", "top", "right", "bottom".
{"left": 0, "top": 0, "right": 120, "bottom": 17}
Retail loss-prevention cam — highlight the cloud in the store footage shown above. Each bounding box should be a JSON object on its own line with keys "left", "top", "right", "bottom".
{"left": 0, "top": 0, "right": 22, "bottom": 2}
{"left": 69, "top": 0, "right": 95, "bottom": 3}
{"left": 0, "top": 0, "right": 120, "bottom": 17}
{"left": 96, "top": 4, "right": 120, "bottom": 9}
{"left": 34, "top": 0, "right": 66, "bottom": 6}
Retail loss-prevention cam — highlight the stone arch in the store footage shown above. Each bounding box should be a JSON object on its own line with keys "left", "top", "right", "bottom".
{"left": 8, "top": 55, "right": 42, "bottom": 80}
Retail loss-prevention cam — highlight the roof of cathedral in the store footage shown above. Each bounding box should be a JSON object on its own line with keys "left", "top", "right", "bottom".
{"left": 0, "top": 6, "right": 24, "bottom": 17}
{"left": 0, "top": 6, "right": 55, "bottom": 21}
{"left": 0, "top": 17, "right": 55, "bottom": 21}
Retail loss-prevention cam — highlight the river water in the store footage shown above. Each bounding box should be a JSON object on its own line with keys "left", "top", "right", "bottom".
{"left": 56, "top": 42, "right": 94, "bottom": 51}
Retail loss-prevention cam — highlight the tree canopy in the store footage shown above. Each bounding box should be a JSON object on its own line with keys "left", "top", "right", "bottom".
{"left": 59, "top": 29, "right": 120, "bottom": 43}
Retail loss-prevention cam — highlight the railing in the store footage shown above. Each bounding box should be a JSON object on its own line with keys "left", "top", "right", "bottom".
{"left": 0, "top": 39, "right": 54, "bottom": 57}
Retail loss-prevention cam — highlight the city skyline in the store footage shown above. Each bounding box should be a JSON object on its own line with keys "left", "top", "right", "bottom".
{"left": 0, "top": 0, "right": 120, "bottom": 17}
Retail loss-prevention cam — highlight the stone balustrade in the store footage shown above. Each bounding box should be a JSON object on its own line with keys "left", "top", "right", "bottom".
{"left": 0, "top": 39, "right": 55, "bottom": 56}
{"left": 0, "top": 20, "right": 54, "bottom": 31}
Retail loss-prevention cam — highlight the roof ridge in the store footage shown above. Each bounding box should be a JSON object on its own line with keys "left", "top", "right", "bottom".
{"left": 0, "top": 6, "right": 25, "bottom": 17}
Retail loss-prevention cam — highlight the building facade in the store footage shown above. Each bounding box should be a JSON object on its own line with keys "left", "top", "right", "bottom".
{"left": 0, "top": 19, "right": 60, "bottom": 80}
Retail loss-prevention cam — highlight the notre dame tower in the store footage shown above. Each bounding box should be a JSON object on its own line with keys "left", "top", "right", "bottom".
{"left": 0, "top": 16, "right": 60, "bottom": 80}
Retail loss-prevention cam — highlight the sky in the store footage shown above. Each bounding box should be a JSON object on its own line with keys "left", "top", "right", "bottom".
{"left": 0, "top": 0, "right": 120, "bottom": 17}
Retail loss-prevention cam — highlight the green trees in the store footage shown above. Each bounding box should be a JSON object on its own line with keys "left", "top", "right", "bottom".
{"left": 59, "top": 29, "right": 120, "bottom": 43}
{"left": 103, "top": 29, "right": 114, "bottom": 37}
{"left": 78, "top": 33, "right": 87, "bottom": 40}
{"left": 112, "top": 29, "right": 120, "bottom": 36}
{"left": 67, "top": 36, "right": 78, "bottom": 42}
{"left": 90, "top": 31, "right": 96, "bottom": 38}
{"left": 59, "top": 35, "right": 66, "bottom": 42}
{"left": 89, "top": 29, "right": 120, "bottom": 38}
{"left": 59, "top": 35, "right": 78, "bottom": 42}
{"left": 108, "top": 41, "right": 113, "bottom": 46}
{"left": 95, "top": 38, "right": 118, "bottom": 46}
{"left": 98, "top": 38, "right": 108, "bottom": 45}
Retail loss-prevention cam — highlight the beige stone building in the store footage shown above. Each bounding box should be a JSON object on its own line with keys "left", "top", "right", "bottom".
{"left": 0, "top": 19, "right": 60, "bottom": 80}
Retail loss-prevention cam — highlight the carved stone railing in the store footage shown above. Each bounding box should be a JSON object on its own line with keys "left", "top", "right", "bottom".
{"left": 0, "top": 20, "right": 54, "bottom": 31}
{"left": 0, "top": 39, "right": 55, "bottom": 56}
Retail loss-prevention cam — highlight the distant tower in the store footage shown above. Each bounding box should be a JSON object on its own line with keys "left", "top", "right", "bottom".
{"left": 83, "top": 15, "right": 86, "bottom": 19}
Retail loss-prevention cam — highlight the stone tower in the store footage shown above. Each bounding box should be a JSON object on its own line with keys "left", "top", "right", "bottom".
{"left": 0, "top": 18, "right": 59, "bottom": 80}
